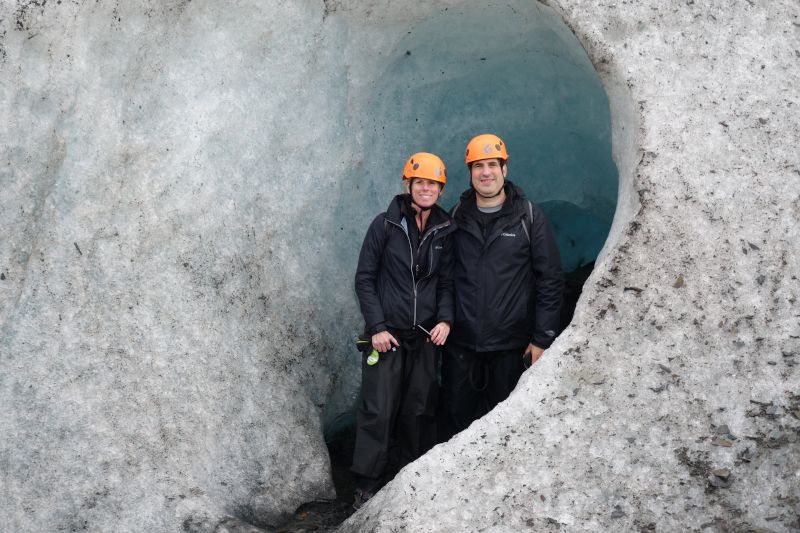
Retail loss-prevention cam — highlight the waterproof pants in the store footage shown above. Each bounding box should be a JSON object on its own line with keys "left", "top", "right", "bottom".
{"left": 350, "top": 330, "right": 438, "bottom": 491}
{"left": 438, "top": 344, "right": 526, "bottom": 442}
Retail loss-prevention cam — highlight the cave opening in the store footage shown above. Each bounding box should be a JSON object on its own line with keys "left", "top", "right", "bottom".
{"left": 356, "top": 3, "right": 618, "bottom": 277}
{"left": 312, "top": 2, "right": 619, "bottom": 529}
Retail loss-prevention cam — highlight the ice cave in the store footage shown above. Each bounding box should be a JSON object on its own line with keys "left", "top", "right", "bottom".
{"left": 1, "top": 0, "right": 798, "bottom": 532}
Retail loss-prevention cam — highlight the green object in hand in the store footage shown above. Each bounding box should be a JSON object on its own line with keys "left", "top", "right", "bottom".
{"left": 366, "top": 349, "right": 380, "bottom": 366}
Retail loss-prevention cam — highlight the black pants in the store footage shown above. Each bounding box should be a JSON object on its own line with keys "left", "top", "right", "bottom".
{"left": 438, "top": 344, "right": 526, "bottom": 442}
{"left": 350, "top": 330, "right": 438, "bottom": 491}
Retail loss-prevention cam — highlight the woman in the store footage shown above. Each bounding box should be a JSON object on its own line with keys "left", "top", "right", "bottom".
{"left": 351, "top": 152, "right": 455, "bottom": 508}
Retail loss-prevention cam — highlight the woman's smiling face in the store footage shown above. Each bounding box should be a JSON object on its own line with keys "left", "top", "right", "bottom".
{"left": 409, "top": 178, "right": 442, "bottom": 208}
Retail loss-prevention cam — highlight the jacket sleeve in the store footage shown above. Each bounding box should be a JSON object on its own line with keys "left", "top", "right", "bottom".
{"left": 354, "top": 215, "right": 388, "bottom": 335}
{"left": 435, "top": 231, "right": 455, "bottom": 324}
{"left": 529, "top": 205, "right": 564, "bottom": 349}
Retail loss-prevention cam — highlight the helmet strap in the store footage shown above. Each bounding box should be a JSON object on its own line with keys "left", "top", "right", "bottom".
{"left": 475, "top": 187, "right": 503, "bottom": 199}
{"left": 411, "top": 200, "right": 434, "bottom": 212}
{"left": 470, "top": 180, "right": 505, "bottom": 199}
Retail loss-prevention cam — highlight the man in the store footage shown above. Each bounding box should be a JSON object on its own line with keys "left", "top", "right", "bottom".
{"left": 439, "top": 134, "right": 564, "bottom": 440}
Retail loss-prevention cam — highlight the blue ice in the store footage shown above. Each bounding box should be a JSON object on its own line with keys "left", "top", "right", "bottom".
{"left": 348, "top": 1, "right": 618, "bottom": 274}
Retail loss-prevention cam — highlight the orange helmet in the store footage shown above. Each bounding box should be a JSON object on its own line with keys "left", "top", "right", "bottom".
{"left": 464, "top": 134, "right": 508, "bottom": 165}
{"left": 402, "top": 152, "right": 447, "bottom": 186}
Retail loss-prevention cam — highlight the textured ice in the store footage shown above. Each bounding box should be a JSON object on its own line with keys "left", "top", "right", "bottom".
{"left": 1, "top": 1, "right": 348, "bottom": 530}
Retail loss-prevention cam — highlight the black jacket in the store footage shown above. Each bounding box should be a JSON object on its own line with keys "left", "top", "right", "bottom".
{"left": 355, "top": 194, "right": 456, "bottom": 336}
{"left": 450, "top": 181, "right": 564, "bottom": 351}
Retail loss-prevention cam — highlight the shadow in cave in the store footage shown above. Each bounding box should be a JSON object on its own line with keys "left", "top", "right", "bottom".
{"left": 256, "top": 424, "right": 356, "bottom": 532}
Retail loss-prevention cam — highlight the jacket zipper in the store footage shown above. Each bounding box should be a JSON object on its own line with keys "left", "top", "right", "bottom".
{"left": 387, "top": 218, "right": 452, "bottom": 328}
{"left": 460, "top": 211, "right": 513, "bottom": 349}
{"left": 387, "top": 219, "right": 418, "bottom": 326}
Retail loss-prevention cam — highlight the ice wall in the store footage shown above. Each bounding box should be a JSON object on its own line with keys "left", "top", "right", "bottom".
{"left": 1, "top": 1, "right": 354, "bottom": 530}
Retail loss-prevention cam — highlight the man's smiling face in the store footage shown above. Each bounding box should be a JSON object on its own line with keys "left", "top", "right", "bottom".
{"left": 470, "top": 158, "right": 506, "bottom": 198}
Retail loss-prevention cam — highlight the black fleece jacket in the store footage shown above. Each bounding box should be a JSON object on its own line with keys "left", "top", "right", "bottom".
{"left": 450, "top": 181, "right": 564, "bottom": 351}
{"left": 355, "top": 194, "right": 456, "bottom": 335}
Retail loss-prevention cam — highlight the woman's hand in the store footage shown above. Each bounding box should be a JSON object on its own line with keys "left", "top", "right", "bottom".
{"left": 372, "top": 330, "right": 400, "bottom": 353}
{"left": 429, "top": 322, "right": 451, "bottom": 346}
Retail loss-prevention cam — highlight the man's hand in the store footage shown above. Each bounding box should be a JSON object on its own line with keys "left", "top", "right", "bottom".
{"left": 372, "top": 330, "right": 400, "bottom": 353}
{"left": 523, "top": 343, "right": 545, "bottom": 368}
{"left": 429, "top": 322, "right": 451, "bottom": 346}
